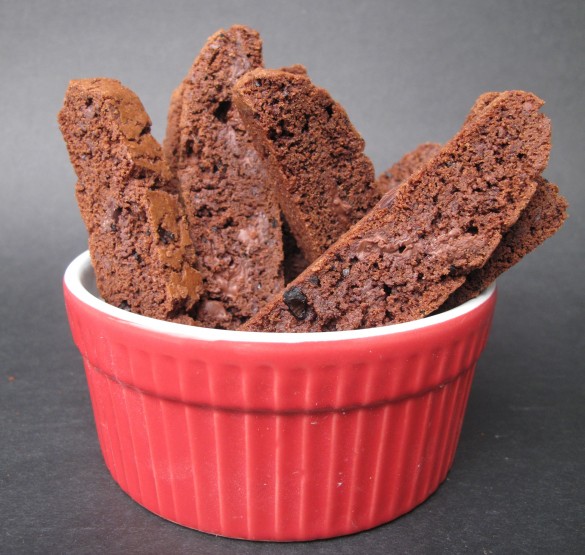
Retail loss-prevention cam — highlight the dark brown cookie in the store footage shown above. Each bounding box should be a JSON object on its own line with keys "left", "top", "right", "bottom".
{"left": 58, "top": 78, "right": 202, "bottom": 322}
{"left": 164, "top": 26, "right": 284, "bottom": 329}
{"left": 376, "top": 141, "right": 568, "bottom": 311}
{"left": 242, "top": 91, "right": 551, "bottom": 332}
{"left": 234, "top": 68, "right": 380, "bottom": 263}
{"left": 441, "top": 177, "right": 568, "bottom": 310}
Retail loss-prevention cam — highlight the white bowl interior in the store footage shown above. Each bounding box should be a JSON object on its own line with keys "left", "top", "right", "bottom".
{"left": 64, "top": 251, "right": 495, "bottom": 344}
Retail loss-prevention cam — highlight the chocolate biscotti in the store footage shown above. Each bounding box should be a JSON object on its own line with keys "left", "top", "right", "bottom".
{"left": 242, "top": 90, "right": 551, "bottom": 332}
{"left": 164, "top": 26, "right": 284, "bottom": 329}
{"left": 441, "top": 177, "right": 568, "bottom": 309}
{"left": 377, "top": 143, "right": 568, "bottom": 311}
{"left": 234, "top": 68, "right": 380, "bottom": 263}
{"left": 439, "top": 92, "right": 568, "bottom": 307}
{"left": 58, "top": 78, "right": 202, "bottom": 322}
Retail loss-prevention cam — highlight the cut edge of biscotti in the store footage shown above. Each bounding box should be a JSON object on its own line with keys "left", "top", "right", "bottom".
{"left": 233, "top": 67, "right": 380, "bottom": 263}
{"left": 241, "top": 90, "right": 554, "bottom": 332}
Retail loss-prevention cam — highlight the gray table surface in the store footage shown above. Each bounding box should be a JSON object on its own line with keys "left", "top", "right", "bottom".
{"left": 1, "top": 1, "right": 584, "bottom": 553}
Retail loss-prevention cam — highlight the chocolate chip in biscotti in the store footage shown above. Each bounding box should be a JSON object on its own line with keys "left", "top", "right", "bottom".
{"left": 163, "top": 25, "right": 284, "bottom": 330}
{"left": 233, "top": 68, "right": 380, "bottom": 263}
{"left": 283, "top": 286, "right": 309, "bottom": 320}
{"left": 241, "top": 90, "right": 552, "bottom": 332}
{"left": 58, "top": 78, "right": 202, "bottom": 323}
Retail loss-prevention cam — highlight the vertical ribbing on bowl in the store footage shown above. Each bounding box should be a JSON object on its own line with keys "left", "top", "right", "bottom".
{"left": 117, "top": 344, "right": 147, "bottom": 507}
{"left": 338, "top": 364, "right": 376, "bottom": 535}
{"left": 185, "top": 402, "right": 220, "bottom": 533}
{"left": 342, "top": 400, "right": 369, "bottom": 534}
{"left": 77, "top": 338, "right": 487, "bottom": 541}
{"left": 439, "top": 364, "right": 477, "bottom": 481}
{"left": 295, "top": 367, "right": 312, "bottom": 538}
{"left": 205, "top": 363, "right": 232, "bottom": 536}
{"left": 180, "top": 403, "right": 202, "bottom": 530}
{"left": 130, "top": 350, "right": 166, "bottom": 518}
{"left": 158, "top": 369, "right": 187, "bottom": 523}
{"left": 65, "top": 271, "right": 496, "bottom": 541}
{"left": 272, "top": 366, "right": 287, "bottom": 539}
{"left": 322, "top": 369, "right": 347, "bottom": 535}
{"left": 103, "top": 367, "right": 132, "bottom": 496}
{"left": 392, "top": 349, "right": 436, "bottom": 514}
{"left": 411, "top": 339, "right": 466, "bottom": 505}
{"left": 168, "top": 358, "right": 200, "bottom": 530}
{"left": 240, "top": 365, "right": 278, "bottom": 540}
{"left": 418, "top": 336, "right": 484, "bottom": 499}
{"left": 435, "top": 322, "right": 491, "bottom": 481}
{"left": 366, "top": 394, "right": 395, "bottom": 525}
{"left": 83, "top": 360, "right": 118, "bottom": 482}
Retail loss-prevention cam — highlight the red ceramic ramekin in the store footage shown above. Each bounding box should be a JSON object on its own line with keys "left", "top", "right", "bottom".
{"left": 64, "top": 251, "right": 496, "bottom": 542}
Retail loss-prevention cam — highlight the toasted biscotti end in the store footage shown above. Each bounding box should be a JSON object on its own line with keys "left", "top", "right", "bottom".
{"left": 164, "top": 26, "right": 264, "bottom": 176}
{"left": 194, "top": 25, "right": 262, "bottom": 77}
{"left": 59, "top": 78, "right": 171, "bottom": 184}
{"left": 58, "top": 78, "right": 202, "bottom": 322}
{"left": 233, "top": 68, "right": 379, "bottom": 263}
{"left": 464, "top": 91, "right": 501, "bottom": 124}
{"left": 440, "top": 177, "right": 568, "bottom": 310}
{"left": 241, "top": 90, "right": 552, "bottom": 332}
{"left": 278, "top": 64, "right": 308, "bottom": 75}
{"left": 376, "top": 143, "right": 442, "bottom": 197}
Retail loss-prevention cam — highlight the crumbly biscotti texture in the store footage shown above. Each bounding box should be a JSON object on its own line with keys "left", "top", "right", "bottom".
{"left": 234, "top": 68, "right": 380, "bottom": 263}
{"left": 437, "top": 91, "right": 568, "bottom": 308}
{"left": 441, "top": 177, "right": 567, "bottom": 310}
{"left": 242, "top": 90, "right": 551, "bottom": 332}
{"left": 376, "top": 143, "right": 442, "bottom": 196}
{"left": 377, "top": 141, "right": 568, "bottom": 311}
{"left": 164, "top": 26, "right": 284, "bottom": 329}
{"left": 58, "top": 78, "right": 202, "bottom": 323}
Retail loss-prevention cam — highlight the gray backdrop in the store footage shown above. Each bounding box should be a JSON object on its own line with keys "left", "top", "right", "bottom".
{"left": 1, "top": 0, "right": 583, "bottom": 553}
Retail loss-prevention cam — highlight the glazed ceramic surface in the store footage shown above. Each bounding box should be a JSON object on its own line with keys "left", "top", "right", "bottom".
{"left": 64, "top": 251, "right": 496, "bottom": 541}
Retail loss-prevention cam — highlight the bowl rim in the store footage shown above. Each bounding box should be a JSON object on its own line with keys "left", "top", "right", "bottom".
{"left": 64, "top": 250, "right": 496, "bottom": 344}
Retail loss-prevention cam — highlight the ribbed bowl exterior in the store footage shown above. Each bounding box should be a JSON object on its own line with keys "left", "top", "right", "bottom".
{"left": 64, "top": 253, "right": 496, "bottom": 541}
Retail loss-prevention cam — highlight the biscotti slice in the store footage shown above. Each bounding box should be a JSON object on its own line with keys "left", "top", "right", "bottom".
{"left": 377, "top": 143, "right": 568, "bottom": 311}
{"left": 164, "top": 25, "right": 284, "bottom": 329}
{"left": 234, "top": 68, "right": 380, "bottom": 262}
{"left": 376, "top": 143, "right": 441, "bottom": 196}
{"left": 58, "top": 78, "right": 202, "bottom": 322}
{"left": 441, "top": 177, "right": 567, "bottom": 310}
{"left": 438, "top": 91, "right": 568, "bottom": 308}
{"left": 242, "top": 90, "right": 551, "bottom": 332}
